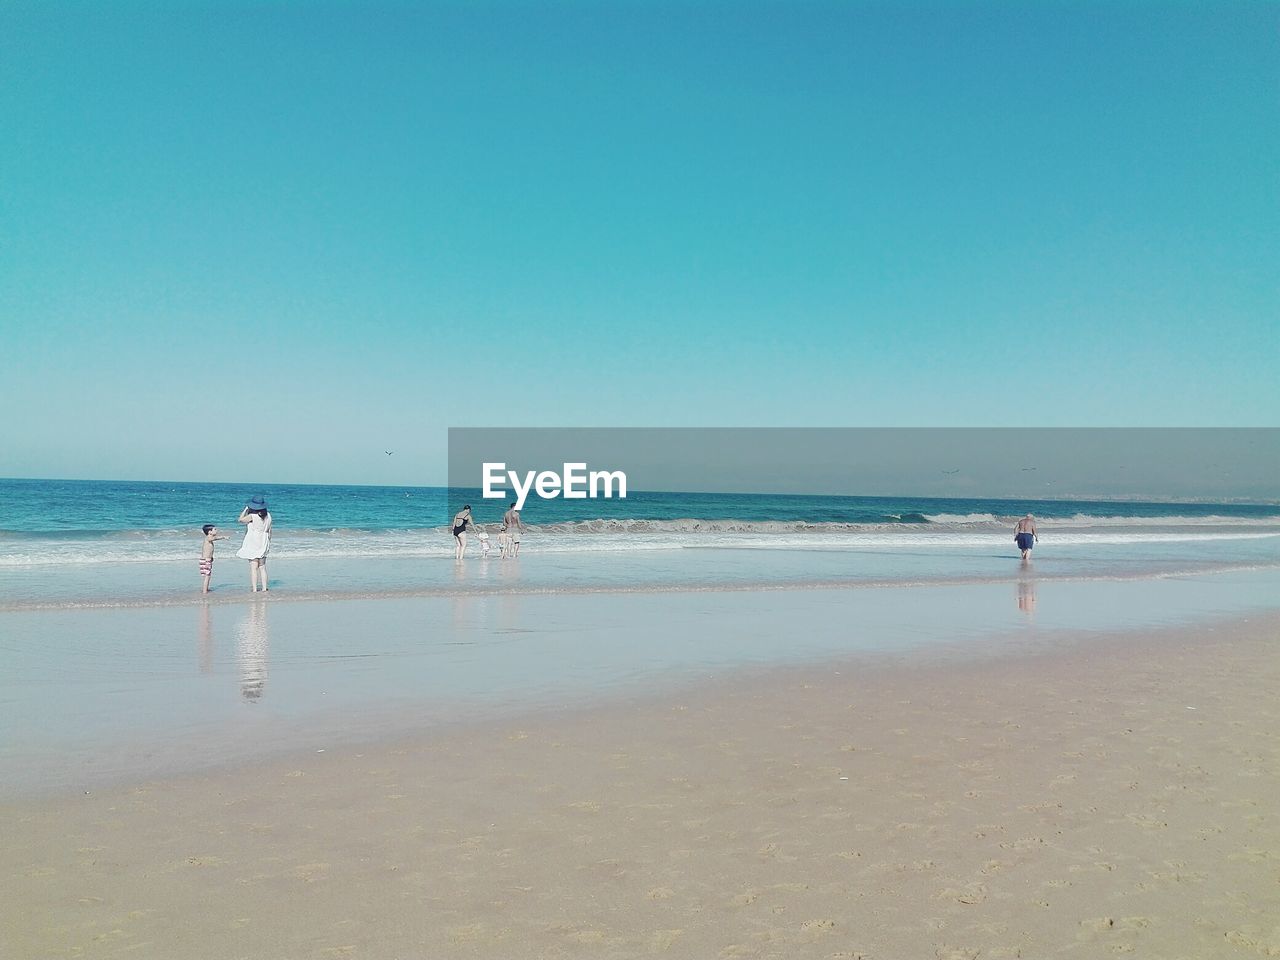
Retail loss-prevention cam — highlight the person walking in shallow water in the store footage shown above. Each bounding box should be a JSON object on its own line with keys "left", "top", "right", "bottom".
{"left": 1014, "top": 513, "right": 1038, "bottom": 561}
{"left": 502, "top": 501, "right": 524, "bottom": 558}
{"left": 452, "top": 504, "right": 475, "bottom": 560}
{"left": 236, "top": 496, "right": 272, "bottom": 591}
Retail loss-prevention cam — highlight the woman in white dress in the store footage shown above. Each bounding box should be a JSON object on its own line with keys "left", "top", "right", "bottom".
{"left": 236, "top": 495, "right": 272, "bottom": 592}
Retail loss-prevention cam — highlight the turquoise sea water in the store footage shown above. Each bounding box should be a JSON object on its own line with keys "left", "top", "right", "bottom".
{"left": 4, "top": 477, "right": 1278, "bottom": 534}
{"left": 1, "top": 478, "right": 1278, "bottom": 607}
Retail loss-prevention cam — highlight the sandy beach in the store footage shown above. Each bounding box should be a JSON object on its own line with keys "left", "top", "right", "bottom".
{"left": 4, "top": 603, "right": 1278, "bottom": 959}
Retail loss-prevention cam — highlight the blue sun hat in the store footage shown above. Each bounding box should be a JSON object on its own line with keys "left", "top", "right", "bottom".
{"left": 246, "top": 495, "right": 268, "bottom": 511}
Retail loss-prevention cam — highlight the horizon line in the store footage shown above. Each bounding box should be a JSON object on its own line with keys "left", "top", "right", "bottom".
{"left": 2, "top": 477, "right": 1276, "bottom": 507}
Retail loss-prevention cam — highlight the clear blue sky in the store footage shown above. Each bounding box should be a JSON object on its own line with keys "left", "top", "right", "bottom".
{"left": 2, "top": 1, "right": 1276, "bottom": 484}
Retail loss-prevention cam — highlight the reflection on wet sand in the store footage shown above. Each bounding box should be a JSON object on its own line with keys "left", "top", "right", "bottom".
{"left": 199, "top": 603, "right": 214, "bottom": 674}
{"left": 1017, "top": 578, "right": 1037, "bottom": 617}
{"left": 451, "top": 559, "right": 528, "bottom": 634}
{"left": 451, "top": 562, "right": 473, "bottom": 630}
{"left": 236, "top": 601, "right": 269, "bottom": 701}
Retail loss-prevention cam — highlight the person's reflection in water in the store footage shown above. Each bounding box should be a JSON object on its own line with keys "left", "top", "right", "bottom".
{"left": 1017, "top": 578, "right": 1037, "bottom": 618}
{"left": 236, "top": 600, "right": 269, "bottom": 701}
{"left": 199, "top": 602, "right": 214, "bottom": 674}
{"left": 451, "top": 560, "right": 473, "bottom": 633}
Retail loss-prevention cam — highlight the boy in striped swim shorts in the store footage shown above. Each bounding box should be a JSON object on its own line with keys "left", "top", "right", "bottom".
{"left": 200, "top": 524, "right": 228, "bottom": 594}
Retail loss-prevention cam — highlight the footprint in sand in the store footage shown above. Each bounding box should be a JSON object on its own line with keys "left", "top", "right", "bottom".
{"left": 541, "top": 923, "right": 609, "bottom": 946}
{"left": 938, "top": 883, "right": 987, "bottom": 905}
{"left": 649, "top": 929, "right": 683, "bottom": 951}
{"left": 1228, "top": 847, "right": 1278, "bottom": 863}
{"left": 1148, "top": 867, "right": 1206, "bottom": 884}
{"left": 999, "top": 836, "right": 1047, "bottom": 851}
{"left": 1224, "top": 928, "right": 1280, "bottom": 955}
{"left": 449, "top": 924, "right": 490, "bottom": 943}
{"left": 797, "top": 918, "right": 836, "bottom": 941}
{"left": 1124, "top": 813, "right": 1168, "bottom": 829}
{"left": 290, "top": 862, "right": 331, "bottom": 882}
{"left": 1077, "top": 916, "right": 1152, "bottom": 942}
{"left": 1079, "top": 917, "right": 1116, "bottom": 933}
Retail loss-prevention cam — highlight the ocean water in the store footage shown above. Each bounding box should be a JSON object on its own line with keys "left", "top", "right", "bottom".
{"left": 0, "top": 477, "right": 1278, "bottom": 607}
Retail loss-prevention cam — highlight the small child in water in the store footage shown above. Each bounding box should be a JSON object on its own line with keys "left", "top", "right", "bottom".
{"left": 477, "top": 531, "right": 491, "bottom": 558}
{"left": 200, "top": 524, "right": 228, "bottom": 593}
{"left": 497, "top": 525, "right": 511, "bottom": 559}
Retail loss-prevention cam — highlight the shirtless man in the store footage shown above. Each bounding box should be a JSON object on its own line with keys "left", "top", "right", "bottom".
{"left": 1014, "top": 513, "right": 1038, "bottom": 561}
{"left": 502, "top": 502, "right": 524, "bottom": 557}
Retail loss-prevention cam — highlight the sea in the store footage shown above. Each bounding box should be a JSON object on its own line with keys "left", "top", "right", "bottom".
{"left": 1, "top": 477, "right": 1278, "bottom": 609}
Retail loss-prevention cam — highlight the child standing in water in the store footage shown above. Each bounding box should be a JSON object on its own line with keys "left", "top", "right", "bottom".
{"left": 200, "top": 524, "right": 228, "bottom": 593}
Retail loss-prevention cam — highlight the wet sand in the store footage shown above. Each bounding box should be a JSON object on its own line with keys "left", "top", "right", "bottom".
{"left": 4, "top": 610, "right": 1278, "bottom": 959}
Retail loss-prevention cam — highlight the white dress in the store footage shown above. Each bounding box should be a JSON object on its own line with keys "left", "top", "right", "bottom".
{"left": 237, "top": 513, "right": 272, "bottom": 560}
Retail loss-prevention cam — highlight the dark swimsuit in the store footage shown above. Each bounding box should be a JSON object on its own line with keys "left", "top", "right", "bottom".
{"left": 453, "top": 518, "right": 468, "bottom": 537}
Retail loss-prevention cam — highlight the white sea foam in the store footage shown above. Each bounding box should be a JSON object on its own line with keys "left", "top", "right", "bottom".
{"left": 0, "top": 522, "right": 1277, "bottom": 567}
{"left": 920, "top": 513, "right": 1001, "bottom": 524}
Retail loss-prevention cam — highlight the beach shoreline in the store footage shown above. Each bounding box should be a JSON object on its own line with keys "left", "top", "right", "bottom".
{"left": 4, "top": 604, "right": 1279, "bottom": 958}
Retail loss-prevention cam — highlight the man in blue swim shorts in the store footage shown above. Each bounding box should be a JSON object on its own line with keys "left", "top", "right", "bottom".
{"left": 1014, "top": 513, "right": 1038, "bottom": 561}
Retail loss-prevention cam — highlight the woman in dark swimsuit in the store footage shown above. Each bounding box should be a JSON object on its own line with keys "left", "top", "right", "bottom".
{"left": 452, "top": 504, "right": 474, "bottom": 560}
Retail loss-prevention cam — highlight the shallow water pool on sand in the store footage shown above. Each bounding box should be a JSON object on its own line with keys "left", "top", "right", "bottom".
{"left": 1, "top": 567, "right": 1277, "bottom": 798}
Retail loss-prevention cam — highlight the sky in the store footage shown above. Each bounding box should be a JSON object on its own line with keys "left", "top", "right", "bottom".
{"left": 1, "top": 1, "right": 1276, "bottom": 486}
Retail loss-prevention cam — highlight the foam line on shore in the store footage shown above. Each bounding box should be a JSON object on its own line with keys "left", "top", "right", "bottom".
{"left": 2, "top": 560, "right": 1277, "bottom": 612}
